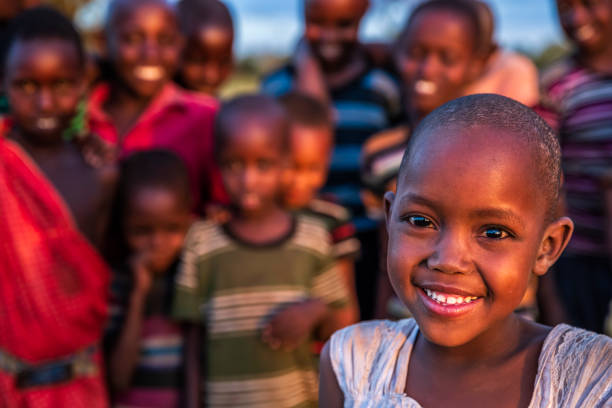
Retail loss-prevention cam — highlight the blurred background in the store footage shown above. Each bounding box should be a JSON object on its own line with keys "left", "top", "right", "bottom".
{"left": 51, "top": 0, "right": 569, "bottom": 98}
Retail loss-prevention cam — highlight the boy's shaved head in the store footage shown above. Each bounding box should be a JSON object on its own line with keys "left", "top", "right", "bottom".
{"left": 215, "top": 94, "right": 289, "bottom": 153}
{"left": 105, "top": 0, "right": 176, "bottom": 29}
{"left": 399, "top": 94, "right": 562, "bottom": 220}
{"left": 305, "top": 0, "right": 369, "bottom": 13}
{"left": 177, "top": 0, "right": 233, "bottom": 34}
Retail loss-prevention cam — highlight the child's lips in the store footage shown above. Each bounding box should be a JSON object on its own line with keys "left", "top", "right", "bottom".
{"left": 414, "top": 80, "right": 437, "bottom": 96}
{"left": 133, "top": 65, "right": 165, "bottom": 82}
{"left": 417, "top": 285, "right": 484, "bottom": 317}
{"left": 316, "top": 43, "right": 343, "bottom": 61}
{"left": 241, "top": 193, "right": 261, "bottom": 210}
{"left": 574, "top": 25, "right": 596, "bottom": 42}
{"left": 35, "top": 117, "right": 59, "bottom": 131}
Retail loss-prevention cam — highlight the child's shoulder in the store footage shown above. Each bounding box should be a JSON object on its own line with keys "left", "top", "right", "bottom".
{"left": 359, "top": 68, "right": 400, "bottom": 99}
{"left": 261, "top": 64, "right": 295, "bottom": 97}
{"left": 183, "top": 219, "right": 234, "bottom": 257}
{"left": 534, "top": 324, "right": 612, "bottom": 406}
{"left": 328, "top": 319, "right": 418, "bottom": 394}
{"left": 304, "top": 196, "right": 353, "bottom": 225}
{"left": 290, "top": 213, "right": 336, "bottom": 256}
{"left": 540, "top": 56, "right": 582, "bottom": 92}
{"left": 330, "top": 318, "right": 418, "bottom": 351}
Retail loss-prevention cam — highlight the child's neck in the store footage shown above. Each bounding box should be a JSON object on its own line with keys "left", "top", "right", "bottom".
{"left": 579, "top": 45, "right": 612, "bottom": 75}
{"left": 417, "top": 315, "right": 548, "bottom": 368}
{"left": 104, "top": 79, "right": 159, "bottom": 138}
{"left": 228, "top": 205, "right": 293, "bottom": 245}
{"left": 10, "top": 128, "right": 70, "bottom": 159}
{"left": 321, "top": 47, "right": 368, "bottom": 90}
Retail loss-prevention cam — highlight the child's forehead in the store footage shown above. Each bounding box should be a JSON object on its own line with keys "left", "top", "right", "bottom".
{"left": 305, "top": 0, "right": 368, "bottom": 16}
{"left": 7, "top": 38, "right": 81, "bottom": 71}
{"left": 401, "top": 125, "right": 540, "bottom": 193}
{"left": 108, "top": 0, "right": 176, "bottom": 26}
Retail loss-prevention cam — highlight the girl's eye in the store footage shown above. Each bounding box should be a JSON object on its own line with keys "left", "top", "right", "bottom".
{"left": 482, "top": 227, "right": 510, "bottom": 239}
{"left": 16, "top": 80, "right": 37, "bottom": 94}
{"left": 406, "top": 215, "right": 435, "bottom": 228}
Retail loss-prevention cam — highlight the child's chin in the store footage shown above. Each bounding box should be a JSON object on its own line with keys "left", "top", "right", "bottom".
{"left": 417, "top": 321, "right": 480, "bottom": 348}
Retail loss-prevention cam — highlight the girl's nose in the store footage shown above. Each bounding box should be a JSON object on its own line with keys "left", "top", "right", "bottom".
{"left": 427, "top": 228, "right": 471, "bottom": 275}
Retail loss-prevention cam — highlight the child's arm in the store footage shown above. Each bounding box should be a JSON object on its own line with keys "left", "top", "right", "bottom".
{"left": 262, "top": 298, "right": 328, "bottom": 351}
{"left": 319, "top": 342, "right": 344, "bottom": 408}
{"left": 316, "top": 260, "right": 358, "bottom": 340}
{"left": 603, "top": 173, "right": 612, "bottom": 259}
{"left": 184, "top": 324, "right": 201, "bottom": 408}
{"left": 293, "top": 38, "right": 330, "bottom": 105}
{"left": 108, "top": 256, "right": 152, "bottom": 392}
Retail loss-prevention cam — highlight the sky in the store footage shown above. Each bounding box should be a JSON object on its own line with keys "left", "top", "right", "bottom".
{"left": 76, "top": 0, "right": 566, "bottom": 57}
{"left": 222, "top": 0, "right": 565, "bottom": 56}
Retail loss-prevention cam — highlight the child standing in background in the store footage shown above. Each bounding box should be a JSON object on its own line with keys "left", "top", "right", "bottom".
{"left": 461, "top": 0, "right": 539, "bottom": 106}
{"left": 176, "top": 0, "right": 234, "bottom": 97}
{"left": 538, "top": 0, "right": 612, "bottom": 333}
{"left": 280, "top": 92, "right": 360, "bottom": 322}
{"left": 105, "top": 150, "right": 193, "bottom": 408}
{"left": 173, "top": 95, "right": 352, "bottom": 408}
{"left": 363, "top": 0, "right": 493, "bottom": 318}
{"left": 0, "top": 7, "right": 111, "bottom": 406}
{"left": 262, "top": 0, "right": 401, "bottom": 319}
{"left": 1, "top": 6, "right": 117, "bottom": 249}
{"left": 89, "top": 0, "right": 225, "bottom": 210}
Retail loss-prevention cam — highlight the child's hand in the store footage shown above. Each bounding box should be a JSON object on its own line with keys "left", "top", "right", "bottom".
{"left": 261, "top": 299, "right": 326, "bottom": 351}
{"left": 129, "top": 252, "right": 154, "bottom": 295}
{"left": 204, "top": 203, "right": 231, "bottom": 224}
{"left": 75, "top": 133, "right": 117, "bottom": 169}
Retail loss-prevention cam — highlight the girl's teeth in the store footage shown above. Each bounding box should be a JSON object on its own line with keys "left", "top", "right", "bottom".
{"left": 424, "top": 288, "right": 477, "bottom": 305}
{"left": 415, "top": 80, "right": 437, "bottom": 95}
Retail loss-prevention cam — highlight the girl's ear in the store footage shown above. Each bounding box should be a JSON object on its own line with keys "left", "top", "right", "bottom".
{"left": 384, "top": 190, "right": 395, "bottom": 229}
{"left": 533, "top": 216, "right": 574, "bottom": 276}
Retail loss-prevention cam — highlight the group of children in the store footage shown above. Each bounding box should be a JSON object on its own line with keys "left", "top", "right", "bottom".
{"left": 0, "top": 0, "right": 610, "bottom": 407}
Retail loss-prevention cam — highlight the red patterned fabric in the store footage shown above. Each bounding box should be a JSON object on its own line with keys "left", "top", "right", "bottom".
{"left": 0, "top": 135, "right": 109, "bottom": 407}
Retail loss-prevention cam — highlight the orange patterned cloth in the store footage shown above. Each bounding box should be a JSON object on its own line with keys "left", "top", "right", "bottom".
{"left": 0, "top": 135, "right": 109, "bottom": 407}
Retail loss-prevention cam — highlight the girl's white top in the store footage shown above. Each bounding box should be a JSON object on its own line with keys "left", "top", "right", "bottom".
{"left": 329, "top": 318, "right": 612, "bottom": 407}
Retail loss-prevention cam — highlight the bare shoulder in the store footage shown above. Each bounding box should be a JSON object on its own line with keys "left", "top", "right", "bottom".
{"left": 319, "top": 341, "right": 344, "bottom": 408}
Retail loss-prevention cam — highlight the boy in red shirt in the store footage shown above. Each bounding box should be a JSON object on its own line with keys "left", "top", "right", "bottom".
{"left": 89, "top": 0, "right": 225, "bottom": 210}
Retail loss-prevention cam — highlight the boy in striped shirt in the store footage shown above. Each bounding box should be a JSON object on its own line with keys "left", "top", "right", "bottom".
{"left": 172, "top": 95, "right": 352, "bottom": 408}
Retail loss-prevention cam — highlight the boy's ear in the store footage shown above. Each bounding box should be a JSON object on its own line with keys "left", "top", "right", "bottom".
{"left": 384, "top": 190, "right": 395, "bottom": 228}
{"left": 533, "top": 216, "right": 574, "bottom": 276}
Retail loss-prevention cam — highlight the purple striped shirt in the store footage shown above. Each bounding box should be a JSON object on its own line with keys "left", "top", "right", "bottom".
{"left": 539, "top": 58, "right": 612, "bottom": 256}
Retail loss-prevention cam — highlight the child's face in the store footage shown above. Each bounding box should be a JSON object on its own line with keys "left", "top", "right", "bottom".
{"left": 0, "top": 1, "right": 20, "bottom": 20}
{"left": 219, "top": 120, "right": 287, "bottom": 218}
{"left": 283, "top": 125, "right": 332, "bottom": 209}
{"left": 124, "top": 187, "right": 191, "bottom": 274}
{"left": 385, "top": 126, "right": 568, "bottom": 348}
{"left": 304, "top": 0, "right": 367, "bottom": 70}
{"left": 4, "top": 39, "right": 83, "bottom": 143}
{"left": 395, "top": 10, "right": 481, "bottom": 119}
{"left": 557, "top": 0, "right": 612, "bottom": 55}
{"left": 106, "top": 0, "right": 182, "bottom": 99}
{"left": 180, "top": 24, "right": 233, "bottom": 95}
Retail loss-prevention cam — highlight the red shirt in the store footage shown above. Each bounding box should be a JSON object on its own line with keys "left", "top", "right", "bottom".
{"left": 88, "top": 83, "right": 226, "bottom": 209}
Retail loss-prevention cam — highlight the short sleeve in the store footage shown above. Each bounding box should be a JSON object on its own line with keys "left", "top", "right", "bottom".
{"left": 261, "top": 66, "right": 295, "bottom": 97}
{"left": 331, "top": 220, "right": 361, "bottom": 260}
{"left": 532, "top": 324, "right": 612, "bottom": 407}
{"left": 311, "top": 260, "right": 350, "bottom": 309}
{"left": 329, "top": 319, "right": 418, "bottom": 401}
{"left": 172, "top": 225, "right": 207, "bottom": 322}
